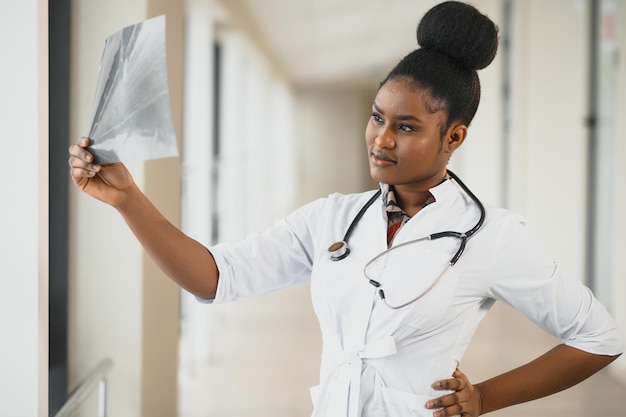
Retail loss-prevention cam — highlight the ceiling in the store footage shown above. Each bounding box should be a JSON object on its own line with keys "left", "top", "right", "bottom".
{"left": 215, "top": 0, "right": 443, "bottom": 88}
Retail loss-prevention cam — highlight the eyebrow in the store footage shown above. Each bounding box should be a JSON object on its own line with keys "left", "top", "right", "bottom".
{"left": 373, "top": 102, "right": 423, "bottom": 123}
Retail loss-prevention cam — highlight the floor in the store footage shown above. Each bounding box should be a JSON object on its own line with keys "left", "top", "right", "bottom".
{"left": 178, "top": 283, "right": 626, "bottom": 417}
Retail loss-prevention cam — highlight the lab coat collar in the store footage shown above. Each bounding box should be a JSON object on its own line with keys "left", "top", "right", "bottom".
{"left": 428, "top": 177, "right": 461, "bottom": 205}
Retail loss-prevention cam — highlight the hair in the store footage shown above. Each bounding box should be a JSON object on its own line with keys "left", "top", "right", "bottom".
{"left": 381, "top": 1, "right": 499, "bottom": 130}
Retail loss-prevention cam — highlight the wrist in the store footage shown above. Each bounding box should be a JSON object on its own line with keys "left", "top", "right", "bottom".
{"left": 474, "top": 383, "right": 485, "bottom": 416}
{"left": 113, "top": 183, "right": 142, "bottom": 213}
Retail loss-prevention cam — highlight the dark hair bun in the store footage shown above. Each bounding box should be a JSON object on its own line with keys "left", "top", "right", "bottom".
{"left": 417, "top": 1, "right": 498, "bottom": 70}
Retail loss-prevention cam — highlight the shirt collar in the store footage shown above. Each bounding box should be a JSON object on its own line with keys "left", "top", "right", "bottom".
{"left": 380, "top": 177, "right": 455, "bottom": 217}
{"left": 380, "top": 183, "right": 405, "bottom": 215}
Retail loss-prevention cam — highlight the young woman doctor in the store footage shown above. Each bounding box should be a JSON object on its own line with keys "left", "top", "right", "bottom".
{"left": 69, "top": 2, "right": 623, "bottom": 416}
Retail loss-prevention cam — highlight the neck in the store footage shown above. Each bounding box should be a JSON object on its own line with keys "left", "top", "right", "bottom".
{"left": 394, "top": 189, "right": 434, "bottom": 217}
{"left": 392, "top": 173, "right": 447, "bottom": 217}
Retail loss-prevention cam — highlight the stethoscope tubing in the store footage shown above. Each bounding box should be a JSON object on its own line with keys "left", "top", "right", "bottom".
{"left": 328, "top": 189, "right": 381, "bottom": 261}
{"left": 328, "top": 169, "right": 485, "bottom": 265}
{"left": 343, "top": 189, "right": 382, "bottom": 244}
{"left": 328, "top": 169, "right": 486, "bottom": 309}
{"left": 437, "top": 170, "right": 485, "bottom": 265}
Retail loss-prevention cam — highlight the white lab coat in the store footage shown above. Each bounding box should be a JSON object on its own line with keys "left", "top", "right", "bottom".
{"left": 207, "top": 179, "right": 624, "bottom": 417}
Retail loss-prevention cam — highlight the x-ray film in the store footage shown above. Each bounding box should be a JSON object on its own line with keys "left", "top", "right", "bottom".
{"left": 87, "top": 15, "right": 178, "bottom": 164}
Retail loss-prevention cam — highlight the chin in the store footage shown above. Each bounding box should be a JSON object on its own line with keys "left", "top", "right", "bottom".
{"left": 370, "top": 173, "right": 397, "bottom": 186}
{"left": 368, "top": 168, "right": 385, "bottom": 184}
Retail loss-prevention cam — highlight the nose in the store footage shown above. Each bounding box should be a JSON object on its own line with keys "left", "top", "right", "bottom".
{"left": 374, "top": 125, "right": 395, "bottom": 149}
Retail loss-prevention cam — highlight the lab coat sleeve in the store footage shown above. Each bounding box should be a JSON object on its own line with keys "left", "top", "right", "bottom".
{"left": 484, "top": 213, "right": 625, "bottom": 356}
{"left": 200, "top": 198, "right": 328, "bottom": 304}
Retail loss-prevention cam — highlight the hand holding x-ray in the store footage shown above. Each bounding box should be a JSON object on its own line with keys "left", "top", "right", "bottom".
{"left": 86, "top": 15, "right": 178, "bottom": 164}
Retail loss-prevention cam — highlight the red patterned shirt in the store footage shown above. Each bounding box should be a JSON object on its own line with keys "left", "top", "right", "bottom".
{"left": 381, "top": 183, "right": 436, "bottom": 246}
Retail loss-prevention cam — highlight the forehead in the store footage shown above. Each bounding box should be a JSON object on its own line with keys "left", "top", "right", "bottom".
{"left": 375, "top": 79, "right": 446, "bottom": 121}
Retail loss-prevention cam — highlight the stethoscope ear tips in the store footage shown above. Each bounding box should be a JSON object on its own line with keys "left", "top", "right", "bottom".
{"left": 329, "top": 241, "right": 350, "bottom": 261}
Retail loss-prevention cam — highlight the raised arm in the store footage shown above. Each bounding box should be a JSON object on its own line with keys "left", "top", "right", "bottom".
{"left": 68, "top": 137, "right": 218, "bottom": 299}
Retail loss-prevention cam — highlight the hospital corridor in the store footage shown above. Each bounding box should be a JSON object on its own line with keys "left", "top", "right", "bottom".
{"left": 177, "top": 285, "right": 626, "bottom": 417}
{"left": 4, "top": 0, "right": 626, "bottom": 416}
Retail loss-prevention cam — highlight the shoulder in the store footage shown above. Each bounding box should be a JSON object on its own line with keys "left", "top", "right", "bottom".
{"left": 477, "top": 204, "right": 555, "bottom": 275}
{"left": 294, "top": 190, "right": 381, "bottom": 217}
{"left": 282, "top": 190, "right": 381, "bottom": 239}
{"left": 328, "top": 189, "right": 381, "bottom": 208}
{"left": 467, "top": 203, "right": 537, "bottom": 263}
{"left": 482, "top": 204, "right": 527, "bottom": 235}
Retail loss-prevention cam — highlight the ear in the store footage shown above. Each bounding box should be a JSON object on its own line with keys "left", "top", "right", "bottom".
{"left": 443, "top": 123, "right": 468, "bottom": 153}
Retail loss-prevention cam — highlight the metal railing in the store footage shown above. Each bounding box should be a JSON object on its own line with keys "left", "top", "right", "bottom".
{"left": 53, "top": 358, "right": 113, "bottom": 417}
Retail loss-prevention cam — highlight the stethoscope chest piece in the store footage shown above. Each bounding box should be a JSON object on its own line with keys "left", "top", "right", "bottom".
{"left": 329, "top": 241, "right": 350, "bottom": 261}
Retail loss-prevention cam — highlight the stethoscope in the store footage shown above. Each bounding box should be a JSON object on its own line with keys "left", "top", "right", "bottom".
{"left": 327, "top": 170, "right": 485, "bottom": 309}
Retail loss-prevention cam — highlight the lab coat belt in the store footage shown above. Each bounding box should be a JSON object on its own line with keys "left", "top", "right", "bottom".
{"left": 314, "top": 336, "right": 397, "bottom": 417}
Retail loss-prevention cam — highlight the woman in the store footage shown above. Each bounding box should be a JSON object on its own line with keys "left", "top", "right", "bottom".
{"left": 69, "top": 2, "right": 623, "bottom": 416}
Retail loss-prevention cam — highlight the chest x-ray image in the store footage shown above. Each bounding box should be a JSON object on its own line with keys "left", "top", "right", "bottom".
{"left": 87, "top": 15, "right": 178, "bottom": 164}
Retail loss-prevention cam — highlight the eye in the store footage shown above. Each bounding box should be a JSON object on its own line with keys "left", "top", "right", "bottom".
{"left": 398, "top": 124, "right": 415, "bottom": 133}
{"left": 371, "top": 112, "right": 384, "bottom": 124}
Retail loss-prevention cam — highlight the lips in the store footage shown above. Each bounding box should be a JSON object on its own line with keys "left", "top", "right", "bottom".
{"left": 371, "top": 151, "right": 396, "bottom": 166}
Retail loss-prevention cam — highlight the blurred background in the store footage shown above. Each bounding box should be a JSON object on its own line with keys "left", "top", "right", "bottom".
{"left": 2, "top": 0, "right": 625, "bottom": 416}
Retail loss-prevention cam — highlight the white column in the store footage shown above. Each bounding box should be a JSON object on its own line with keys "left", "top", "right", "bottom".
{"left": 610, "top": 0, "right": 626, "bottom": 382}
{"left": 179, "top": 0, "right": 216, "bottom": 368}
{"left": 0, "top": 0, "right": 48, "bottom": 416}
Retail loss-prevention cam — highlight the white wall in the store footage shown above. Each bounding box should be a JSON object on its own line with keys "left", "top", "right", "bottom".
{"left": 515, "top": 0, "right": 589, "bottom": 276}
{"left": 69, "top": 1, "right": 145, "bottom": 412}
{"left": 293, "top": 86, "right": 376, "bottom": 206}
{"left": 457, "top": 0, "right": 590, "bottom": 279}
{"left": 449, "top": 0, "right": 505, "bottom": 206}
{"left": 0, "top": 1, "right": 48, "bottom": 416}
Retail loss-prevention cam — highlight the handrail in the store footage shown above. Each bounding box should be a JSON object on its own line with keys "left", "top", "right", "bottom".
{"left": 53, "top": 358, "right": 113, "bottom": 417}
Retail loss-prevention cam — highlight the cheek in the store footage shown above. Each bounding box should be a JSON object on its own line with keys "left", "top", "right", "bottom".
{"left": 411, "top": 138, "right": 441, "bottom": 157}
{"left": 364, "top": 123, "right": 376, "bottom": 146}
{"left": 398, "top": 141, "right": 423, "bottom": 159}
{"left": 397, "top": 141, "right": 439, "bottom": 167}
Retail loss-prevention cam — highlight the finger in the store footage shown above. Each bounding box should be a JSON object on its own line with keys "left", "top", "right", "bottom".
{"left": 69, "top": 166, "right": 98, "bottom": 179}
{"left": 453, "top": 368, "right": 468, "bottom": 380}
{"left": 426, "top": 392, "right": 461, "bottom": 409}
{"left": 432, "top": 376, "right": 465, "bottom": 391}
{"left": 432, "top": 403, "right": 464, "bottom": 417}
{"left": 68, "top": 144, "right": 93, "bottom": 162}
{"left": 68, "top": 152, "right": 101, "bottom": 177}
{"left": 69, "top": 154, "right": 100, "bottom": 171}
{"left": 68, "top": 138, "right": 94, "bottom": 163}
{"left": 78, "top": 136, "right": 91, "bottom": 148}
{"left": 427, "top": 395, "right": 473, "bottom": 417}
{"left": 68, "top": 139, "right": 100, "bottom": 173}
